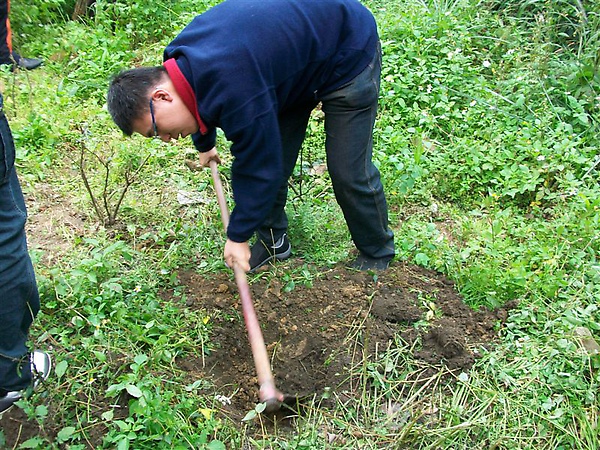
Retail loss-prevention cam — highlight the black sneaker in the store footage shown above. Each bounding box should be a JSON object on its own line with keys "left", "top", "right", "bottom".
{"left": 0, "top": 350, "right": 52, "bottom": 416}
{"left": 350, "top": 253, "right": 393, "bottom": 271}
{"left": 12, "top": 53, "right": 43, "bottom": 70}
{"left": 249, "top": 233, "right": 291, "bottom": 272}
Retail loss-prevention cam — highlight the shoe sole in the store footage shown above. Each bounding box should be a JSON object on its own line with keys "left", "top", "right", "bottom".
{"left": 0, "top": 403, "right": 14, "bottom": 417}
{"left": 0, "top": 391, "right": 22, "bottom": 417}
{"left": 32, "top": 351, "right": 52, "bottom": 386}
{"left": 0, "top": 351, "right": 51, "bottom": 417}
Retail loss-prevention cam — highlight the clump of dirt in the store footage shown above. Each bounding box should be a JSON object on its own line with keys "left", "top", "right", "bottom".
{"left": 177, "top": 261, "right": 513, "bottom": 422}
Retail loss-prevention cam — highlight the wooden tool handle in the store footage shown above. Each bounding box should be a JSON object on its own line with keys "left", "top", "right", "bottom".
{"left": 209, "top": 161, "right": 283, "bottom": 404}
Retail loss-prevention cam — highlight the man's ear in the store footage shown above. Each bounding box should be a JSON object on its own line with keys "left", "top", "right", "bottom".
{"left": 151, "top": 88, "right": 173, "bottom": 103}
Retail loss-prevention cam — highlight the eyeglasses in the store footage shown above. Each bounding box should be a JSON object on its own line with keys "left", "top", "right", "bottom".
{"left": 149, "top": 99, "right": 158, "bottom": 138}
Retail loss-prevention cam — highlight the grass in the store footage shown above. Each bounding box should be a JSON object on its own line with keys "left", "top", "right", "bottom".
{"left": 0, "top": 0, "right": 598, "bottom": 448}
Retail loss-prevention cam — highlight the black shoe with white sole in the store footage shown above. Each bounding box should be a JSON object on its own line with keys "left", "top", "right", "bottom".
{"left": 249, "top": 233, "right": 291, "bottom": 272}
{"left": 0, "top": 350, "right": 52, "bottom": 416}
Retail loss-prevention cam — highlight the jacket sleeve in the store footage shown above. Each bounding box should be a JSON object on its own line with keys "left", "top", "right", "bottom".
{"left": 192, "top": 128, "right": 217, "bottom": 153}
{"left": 224, "top": 111, "right": 284, "bottom": 243}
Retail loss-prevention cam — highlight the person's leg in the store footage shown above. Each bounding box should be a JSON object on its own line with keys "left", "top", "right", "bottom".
{"left": 0, "top": 94, "right": 40, "bottom": 394}
{"left": 320, "top": 44, "right": 395, "bottom": 265}
{"left": 255, "top": 103, "right": 315, "bottom": 242}
{"left": 0, "top": 0, "right": 42, "bottom": 70}
{"left": 0, "top": 0, "right": 11, "bottom": 65}
{"left": 249, "top": 103, "right": 315, "bottom": 271}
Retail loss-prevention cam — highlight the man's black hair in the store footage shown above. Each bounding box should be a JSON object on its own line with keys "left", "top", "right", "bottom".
{"left": 107, "top": 66, "right": 167, "bottom": 136}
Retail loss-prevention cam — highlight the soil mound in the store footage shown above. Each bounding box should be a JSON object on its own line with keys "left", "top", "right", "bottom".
{"left": 1, "top": 261, "right": 513, "bottom": 444}
{"left": 178, "top": 261, "right": 511, "bottom": 421}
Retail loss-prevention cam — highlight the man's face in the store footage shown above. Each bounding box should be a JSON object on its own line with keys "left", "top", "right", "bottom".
{"left": 133, "top": 88, "right": 199, "bottom": 142}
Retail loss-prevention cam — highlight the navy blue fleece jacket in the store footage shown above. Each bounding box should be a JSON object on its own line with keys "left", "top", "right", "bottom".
{"left": 163, "top": 0, "right": 379, "bottom": 243}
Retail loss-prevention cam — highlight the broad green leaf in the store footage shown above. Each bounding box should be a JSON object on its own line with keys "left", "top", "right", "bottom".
{"left": 242, "top": 409, "right": 257, "bottom": 422}
{"left": 134, "top": 354, "right": 148, "bottom": 365}
{"left": 55, "top": 360, "right": 68, "bottom": 378}
{"left": 57, "top": 426, "right": 76, "bottom": 443}
{"left": 255, "top": 402, "right": 266, "bottom": 413}
{"left": 35, "top": 405, "right": 48, "bottom": 419}
{"left": 125, "top": 384, "right": 143, "bottom": 398}
{"left": 19, "top": 437, "right": 44, "bottom": 448}
{"left": 207, "top": 441, "right": 226, "bottom": 450}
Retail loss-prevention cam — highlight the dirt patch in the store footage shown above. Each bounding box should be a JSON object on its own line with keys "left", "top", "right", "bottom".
{"left": 176, "top": 261, "right": 513, "bottom": 422}
{"left": 24, "top": 182, "right": 87, "bottom": 266}
{"left": 1, "top": 259, "right": 512, "bottom": 445}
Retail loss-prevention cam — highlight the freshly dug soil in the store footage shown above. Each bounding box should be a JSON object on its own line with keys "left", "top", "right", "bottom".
{"left": 177, "top": 261, "right": 512, "bottom": 422}
{"left": 1, "top": 260, "right": 513, "bottom": 445}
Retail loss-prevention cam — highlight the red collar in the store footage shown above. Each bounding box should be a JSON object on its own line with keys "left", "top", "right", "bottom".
{"left": 163, "top": 58, "right": 208, "bottom": 135}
